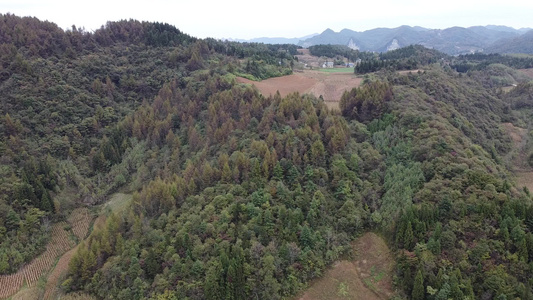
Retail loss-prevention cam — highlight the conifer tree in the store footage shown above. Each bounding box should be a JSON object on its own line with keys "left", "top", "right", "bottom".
{"left": 412, "top": 269, "right": 425, "bottom": 300}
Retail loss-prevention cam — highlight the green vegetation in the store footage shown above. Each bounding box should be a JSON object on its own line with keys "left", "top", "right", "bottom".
{"left": 2, "top": 13, "right": 533, "bottom": 300}
{"left": 319, "top": 67, "right": 355, "bottom": 73}
{"left": 355, "top": 45, "right": 446, "bottom": 74}
{"left": 308, "top": 44, "right": 368, "bottom": 62}
{"left": 0, "top": 13, "right": 295, "bottom": 276}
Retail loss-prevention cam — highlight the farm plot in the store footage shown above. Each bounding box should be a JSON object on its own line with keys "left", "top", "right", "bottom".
{"left": 0, "top": 222, "right": 75, "bottom": 299}
{"left": 21, "top": 222, "right": 75, "bottom": 287}
{"left": 68, "top": 207, "right": 92, "bottom": 241}
{"left": 237, "top": 70, "right": 362, "bottom": 112}
{"left": 0, "top": 272, "right": 24, "bottom": 299}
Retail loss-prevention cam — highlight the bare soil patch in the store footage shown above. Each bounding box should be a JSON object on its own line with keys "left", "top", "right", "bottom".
{"left": 503, "top": 122, "right": 528, "bottom": 146}
{"left": 296, "top": 232, "right": 396, "bottom": 300}
{"left": 68, "top": 207, "right": 92, "bottom": 241}
{"left": 237, "top": 70, "right": 362, "bottom": 105}
{"left": 516, "top": 171, "right": 533, "bottom": 193}
{"left": 518, "top": 68, "right": 533, "bottom": 79}
{"left": 296, "top": 49, "right": 321, "bottom": 68}
{"left": 237, "top": 74, "right": 317, "bottom": 99}
{"left": 398, "top": 69, "right": 422, "bottom": 75}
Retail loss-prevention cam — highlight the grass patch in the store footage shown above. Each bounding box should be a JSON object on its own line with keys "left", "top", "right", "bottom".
{"left": 337, "top": 281, "right": 349, "bottom": 297}
{"left": 103, "top": 193, "right": 133, "bottom": 215}
{"left": 319, "top": 67, "right": 354, "bottom": 73}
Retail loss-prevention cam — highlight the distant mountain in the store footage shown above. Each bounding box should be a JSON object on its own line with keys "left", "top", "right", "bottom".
{"left": 486, "top": 30, "right": 533, "bottom": 54}
{"left": 225, "top": 33, "right": 318, "bottom": 45}
{"left": 297, "top": 25, "right": 529, "bottom": 55}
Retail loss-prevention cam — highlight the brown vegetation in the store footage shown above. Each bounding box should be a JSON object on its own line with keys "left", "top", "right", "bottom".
{"left": 353, "top": 233, "right": 395, "bottom": 299}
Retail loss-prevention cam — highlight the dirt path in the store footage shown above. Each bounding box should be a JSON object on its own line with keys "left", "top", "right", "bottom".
{"left": 296, "top": 232, "right": 395, "bottom": 300}
{"left": 43, "top": 246, "right": 78, "bottom": 300}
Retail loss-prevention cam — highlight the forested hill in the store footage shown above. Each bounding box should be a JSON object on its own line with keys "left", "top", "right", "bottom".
{"left": 0, "top": 13, "right": 296, "bottom": 276}
{"left": 2, "top": 13, "right": 533, "bottom": 300}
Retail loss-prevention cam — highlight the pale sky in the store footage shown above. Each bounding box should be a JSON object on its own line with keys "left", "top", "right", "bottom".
{"left": 1, "top": 0, "right": 532, "bottom": 39}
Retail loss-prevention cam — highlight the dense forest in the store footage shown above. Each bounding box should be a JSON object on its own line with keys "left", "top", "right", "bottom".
{"left": 2, "top": 13, "right": 533, "bottom": 300}
{"left": 354, "top": 45, "right": 448, "bottom": 74}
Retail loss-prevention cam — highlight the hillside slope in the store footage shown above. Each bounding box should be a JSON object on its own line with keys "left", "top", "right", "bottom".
{"left": 2, "top": 13, "right": 533, "bottom": 300}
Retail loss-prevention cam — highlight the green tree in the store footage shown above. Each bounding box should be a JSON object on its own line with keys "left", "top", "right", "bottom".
{"left": 412, "top": 269, "right": 425, "bottom": 300}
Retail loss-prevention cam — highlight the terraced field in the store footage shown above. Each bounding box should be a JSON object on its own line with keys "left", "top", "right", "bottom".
{"left": 0, "top": 207, "right": 93, "bottom": 299}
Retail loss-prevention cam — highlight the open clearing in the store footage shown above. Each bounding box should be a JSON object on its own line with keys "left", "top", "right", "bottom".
{"left": 237, "top": 68, "right": 424, "bottom": 112}
{"left": 319, "top": 68, "right": 355, "bottom": 73}
{"left": 502, "top": 122, "right": 533, "bottom": 192}
{"left": 93, "top": 193, "right": 133, "bottom": 230}
{"left": 296, "top": 232, "right": 395, "bottom": 300}
{"left": 518, "top": 68, "right": 533, "bottom": 79}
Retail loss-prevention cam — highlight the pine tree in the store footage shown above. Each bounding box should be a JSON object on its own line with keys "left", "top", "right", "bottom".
{"left": 412, "top": 269, "right": 425, "bottom": 300}
{"left": 518, "top": 237, "right": 529, "bottom": 262}
{"left": 205, "top": 262, "right": 224, "bottom": 300}
{"left": 273, "top": 162, "right": 283, "bottom": 181}
{"left": 404, "top": 221, "right": 414, "bottom": 250}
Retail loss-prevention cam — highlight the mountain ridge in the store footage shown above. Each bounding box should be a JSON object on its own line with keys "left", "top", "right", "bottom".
{"left": 230, "top": 25, "right": 533, "bottom": 55}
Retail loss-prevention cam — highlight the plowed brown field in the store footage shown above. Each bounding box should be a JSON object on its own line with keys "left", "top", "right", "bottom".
{"left": 237, "top": 70, "right": 363, "bottom": 110}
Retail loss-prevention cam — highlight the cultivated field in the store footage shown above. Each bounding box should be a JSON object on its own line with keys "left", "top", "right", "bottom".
{"left": 296, "top": 232, "right": 395, "bottom": 300}
{"left": 0, "top": 207, "right": 93, "bottom": 299}
{"left": 237, "top": 70, "right": 363, "bottom": 111}
{"left": 68, "top": 208, "right": 92, "bottom": 241}
{"left": 0, "top": 222, "right": 75, "bottom": 299}
{"left": 42, "top": 195, "right": 130, "bottom": 300}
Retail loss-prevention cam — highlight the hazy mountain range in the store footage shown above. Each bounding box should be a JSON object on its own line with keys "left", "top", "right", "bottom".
{"left": 233, "top": 25, "right": 533, "bottom": 55}
{"left": 223, "top": 33, "right": 319, "bottom": 45}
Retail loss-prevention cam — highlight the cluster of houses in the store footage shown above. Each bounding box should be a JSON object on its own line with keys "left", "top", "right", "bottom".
{"left": 321, "top": 59, "right": 361, "bottom": 69}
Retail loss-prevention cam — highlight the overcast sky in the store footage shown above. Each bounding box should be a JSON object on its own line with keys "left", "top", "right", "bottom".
{"left": 2, "top": 0, "right": 532, "bottom": 39}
